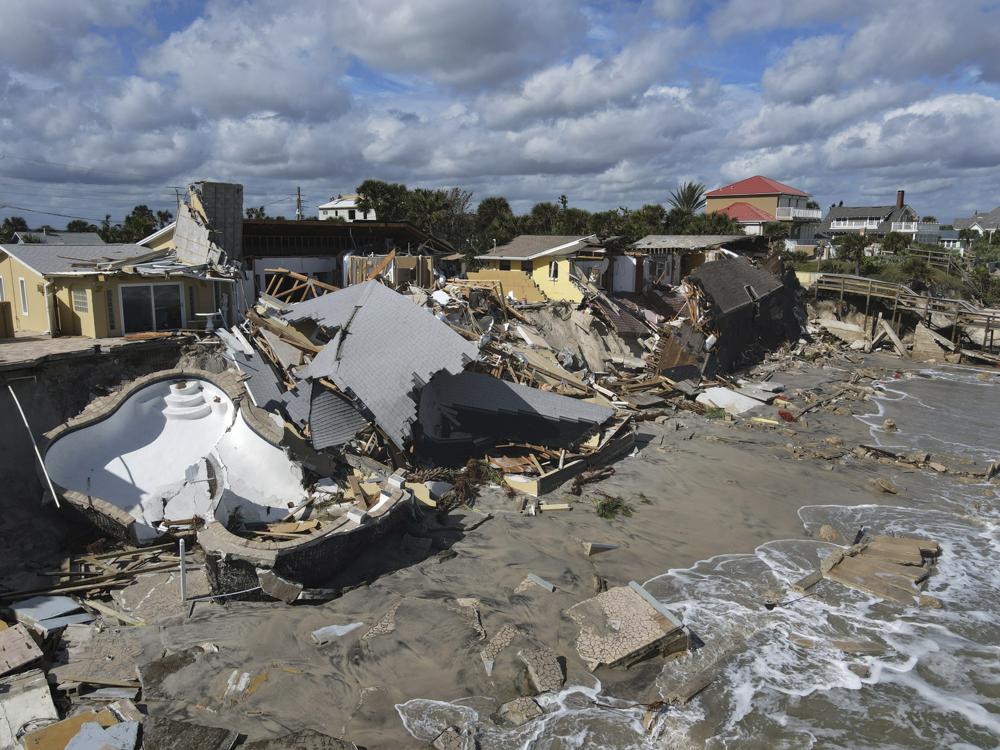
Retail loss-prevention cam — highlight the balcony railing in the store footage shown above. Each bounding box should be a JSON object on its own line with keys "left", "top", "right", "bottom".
{"left": 776, "top": 206, "right": 823, "bottom": 220}
{"left": 890, "top": 222, "right": 917, "bottom": 232}
{"left": 830, "top": 219, "right": 881, "bottom": 230}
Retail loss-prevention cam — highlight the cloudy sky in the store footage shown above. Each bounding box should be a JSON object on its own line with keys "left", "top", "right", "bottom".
{"left": 1, "top": 0, "right": 998, "bottom": 228}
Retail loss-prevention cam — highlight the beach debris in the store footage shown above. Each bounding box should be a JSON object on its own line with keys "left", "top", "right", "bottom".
{"left": 820, "top": 535, "right": 940, "bottom": 605}
{"left": 777, "top": 408, "right": 797, "bottom": 422}
{"left": 872, "top": 478, "right": 899, "bottom": 494}
{"left": 22, "top": 708, "right": 119, "bottom": 750}
{"left": 141, "top": 716, "right": 239, "bottom": 750}
{"left": 65, "top": 719, "right": 139, "bottom": 750}
{"left": 0, "top": 623, "right": 43, "bottom": 677}
{"left": 6, "top": 595, "right": 94, "bottom": 638}
{"left": 515, "top": 574, "right": 557, "bottom": 593}
{"left": 0, "top": 668, "right": 59, "bottom": 748}
{"left": 817, "top": 524, "right": 841, "bottom": 544}
{"left": 258, "top": 569, "right": 304, "bottom": 604}
{"left": 593, "top": 495, "right": 634, "bottom": 520}
{"left": 882, "top": 418, "right": 897, "bottom": 432}
{"left": 452, "top": 598, "right": 486, "bottom": 641}
{"left": 311, "top": 622, "right": 364, "bottom": 646}
{"left": 581, "top": 541, "right": 619, "bottom": 556}
{"left": 498, "top": 696, "right": 544, "bottom": 727}
{"left": 361, "top": 601, "right": 402, "bottom": 641}
{"left": 567, "top": 582, "right": 688, "bottom": 670}
{"left": 241, "top": 731, "right": 359, "bottom": 749}
{"left": 538, "top": 502, "right": 571, "bottom": 512}
{"left": 480, "top": 624, "right": 521, "bottom": 676}
{"left": 518, "top": 647, "right": 565, "bottom": 693}
{"left": 431, "top": 725, "right": 466, "bottom": 750}
{"left": 696, "top": 387, "right": 763, "bottom": 416}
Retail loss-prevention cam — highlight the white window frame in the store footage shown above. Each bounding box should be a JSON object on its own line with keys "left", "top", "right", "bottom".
{"left": 71, "top": 287, "right": 89, "bottom": 313}
{"left": 117, "top": 282, "right": 186, "bottom": 333}
{"left": 18, "top": 277, "right": 28, "bottom": 315}
{"left": 0, "top": 275, "right": 5, "bottom": 301}
{"left": 548, "top": 260, "right": 559, "bottom": 280}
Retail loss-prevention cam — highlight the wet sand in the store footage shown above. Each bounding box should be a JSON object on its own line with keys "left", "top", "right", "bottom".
{"left": 119, "top": 354, "right": 983, "bottom": 748}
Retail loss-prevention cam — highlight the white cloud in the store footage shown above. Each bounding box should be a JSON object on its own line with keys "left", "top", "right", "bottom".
{"left": 329, "top": 0, "right": 587, "bottom": 88}
{"left": 143, "top": 0, "right": 349, "bottom": 120}
{"left": 482, "top": 27, "right": 692, "bottom": 126}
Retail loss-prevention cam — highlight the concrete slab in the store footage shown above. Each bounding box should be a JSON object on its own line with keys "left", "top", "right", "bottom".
{"left": 567, "top": 584, "right": 687, "bottom": 670}
{"left": 0, "top": 669, "right": 58, "bottom": 748}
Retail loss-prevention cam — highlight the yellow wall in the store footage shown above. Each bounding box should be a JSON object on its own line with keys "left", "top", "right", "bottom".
{"left": 706, "top": 195, "right": 778, "bottom": 217}
{"left": 476, "top": 255, "right": 583, "bottom": 302}
{"left": 531, "top": 257, "right": 583, "bottom": 302}
{"left": 0, "top": 252, "right": 50, "bottom": 333}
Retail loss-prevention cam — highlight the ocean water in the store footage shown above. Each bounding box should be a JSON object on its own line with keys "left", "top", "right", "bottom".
{"left": 397, "top": 366, "right": 1000, "bottom": 749}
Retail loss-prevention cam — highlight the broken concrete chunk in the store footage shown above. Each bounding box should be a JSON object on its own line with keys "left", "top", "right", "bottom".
{"left": 65, "top": 720, "right": 140, "bottom": 750}
{"left": 480, "top": 624, "right": 522, "bottom": 675}
{"left": 141, "top": 716, "right": 239, "bottom": 750}
{"left": 514, "top": 574, "right": 557, "bottom": 594}
{"left": 241, "top": 731, "right": 359, "bottom": 749}
{"left": 582, "top": 541, "right": 619, "bottom": 556}
{"left": 498, "top": 696, "right": 543, "bottom": 727}
{"left": 431, "top": 726, "right": 465, "bottom": 750}
{"left": 567, "top": 584, "right": 687, "bottom": 671}
{"left": 22, "top": 709, "right": 118, "bottom": 750}
{"left": 518, "top": 647, "right": 565, "bottom": 694}
{"left": 872, "top": 478, "right": 899, "bottom": 494}
{"left": 0, "top": 622, "right": 43, "bottom": 676}
{"left": 0, "top": 669, "right": 59, "bottom": 748}
{"left": 258, "top": 568, "right": 304, "bottom": 604}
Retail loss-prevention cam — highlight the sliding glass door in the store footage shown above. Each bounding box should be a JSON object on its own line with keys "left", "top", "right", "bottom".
{"left": 120, "top": 283, "right": 184, "bottom": 334}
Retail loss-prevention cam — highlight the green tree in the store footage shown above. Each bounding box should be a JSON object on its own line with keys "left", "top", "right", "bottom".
{"left": 921, "top": 215, "right": 937, "bottom": 223}
{"left": 246, "top": 206, "right": 270, "bottom": 220}
{"left": 556, "top": 207, "right": 591, "bottom": 235}
{"left": 880, "top": 231, "right": 909, "bottom": 257}
{"left": 472, "top": 196, "right": 517, "bottom": 254}
{"left": 622, "top": 204, "right": 668, "bottom": 242}
{"left": 667, "top": 181, "right": 707, "bottom": 214}
{"left": 677, "top": 211, "right": 742, "bottom": 235}
{"left": 0, "top": 216, "right": 29, "bottom": 243}
{"left": 525, "top": 202, "right": 560, "bottom": 234}
{"left": 66, "top": 219, "right": 98, "bottom": 233}
{"left": 761, "top": 221, "right": 789, "bottom": 251}
{"left": 119, "top": 205, "right": 158, "bottom": 243}
{"left": 355, "top": 179, "right": 409, "bottom": 221}
{"left": 834, "top": 233, "right": 868, "bottom": 275}
{"left": 156, "top": 209, "right": 173, "bottom": 229}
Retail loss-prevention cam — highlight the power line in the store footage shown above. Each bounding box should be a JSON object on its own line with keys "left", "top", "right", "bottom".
{"left": 0, "top": 203, "right": 120, "bottom": 224}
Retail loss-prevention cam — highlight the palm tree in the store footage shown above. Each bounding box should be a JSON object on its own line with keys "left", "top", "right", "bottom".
{"left": 667, "top": 181, "right": 707, "bottom": 214}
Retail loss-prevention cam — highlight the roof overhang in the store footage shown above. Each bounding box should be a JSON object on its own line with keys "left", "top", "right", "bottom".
{"left": 476, "top": 235, "right": 596, "bottom": 262}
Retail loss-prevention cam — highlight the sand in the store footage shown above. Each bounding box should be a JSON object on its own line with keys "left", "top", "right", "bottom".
{"left": 102, "top": 353, "right": 978, "bottom": 747}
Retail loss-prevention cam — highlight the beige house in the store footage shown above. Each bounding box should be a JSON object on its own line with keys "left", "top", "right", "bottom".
{"left": 0, "top": 242, "right": 232, "bottom": 338}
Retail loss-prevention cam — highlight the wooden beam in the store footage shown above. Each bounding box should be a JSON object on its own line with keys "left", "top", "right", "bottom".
{"left": 365, "top": 249, "right": 396, "bottom": 281}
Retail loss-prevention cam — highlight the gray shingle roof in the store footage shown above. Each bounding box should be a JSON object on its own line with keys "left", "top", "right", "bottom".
{"left": 309, "top": 383, "right": 369, "bottom": 450}
{"left": 283, "top": 281, "right": 479, "bottom": 449}
{"left": 15, "top": 231, "right": 105, "bottom": 245}
{"left": 689, "top": 258, "right": 784, "bottom": 316}
{"left": 631, "top": 235, "right": 750, "bottom": 252}
{"left": 954, "top": 206, "right": 1000, "bottom": 230}
{"left": 478, "top": 234, "right": 595, "bottom": 260}
{"left": 0, "top": 243, "right": 165, "bottom": 276}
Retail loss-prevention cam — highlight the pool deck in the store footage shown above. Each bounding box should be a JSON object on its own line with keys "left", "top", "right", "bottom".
{"left": 0, "top": 332, "right": 189, "bottom": 370}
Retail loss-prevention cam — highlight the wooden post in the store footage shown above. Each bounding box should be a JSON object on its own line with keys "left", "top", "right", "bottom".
{"left": 179, "top": 538, "right": 188, "bottom": 604}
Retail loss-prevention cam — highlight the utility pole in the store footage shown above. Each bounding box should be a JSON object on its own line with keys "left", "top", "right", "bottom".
{"left": 296, "top": 186, "right": 303, "bottom": 221}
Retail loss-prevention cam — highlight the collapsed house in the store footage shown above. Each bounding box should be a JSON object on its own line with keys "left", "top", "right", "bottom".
{"left": 648, "top": 256, "right": 804, "bottom": 379}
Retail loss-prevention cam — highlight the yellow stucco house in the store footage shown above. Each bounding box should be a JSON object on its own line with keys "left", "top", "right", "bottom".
{"left": 0, "top": 242, "right": 232, "bottom": 338}
{"left": 472, "top": 235, "right": 604, "bottom": 303}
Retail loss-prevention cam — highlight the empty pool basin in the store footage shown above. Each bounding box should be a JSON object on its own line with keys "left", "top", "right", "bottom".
{"left": 45, "top": 376, "right": 307, "bottom": 542}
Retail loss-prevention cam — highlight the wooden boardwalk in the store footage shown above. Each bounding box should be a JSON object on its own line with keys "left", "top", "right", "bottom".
{"left": 815, "top": 274, "right": 1000, "bottom": 349}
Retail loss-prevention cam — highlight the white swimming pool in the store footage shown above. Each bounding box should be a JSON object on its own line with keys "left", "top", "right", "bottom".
{"left": 45, "top": 378, "right": 307, "bottom": 542}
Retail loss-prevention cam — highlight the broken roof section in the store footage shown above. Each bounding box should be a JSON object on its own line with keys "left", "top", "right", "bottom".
{"left": 688, "top": 257, "right": 784, "bottom": 316}
{"left": 282, "top": 280, "right": 479, "bottom": 449}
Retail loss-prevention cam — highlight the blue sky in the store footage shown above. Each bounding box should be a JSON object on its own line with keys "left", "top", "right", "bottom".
{"left": 1, "top": 0, "right": 999, "bottom": 228}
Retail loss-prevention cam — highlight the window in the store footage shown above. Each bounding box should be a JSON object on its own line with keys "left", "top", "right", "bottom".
{"left": 498, "top": 260, "right": 511, "bottom": 271}
{"left": 106, "top": 290, "right": 116, "bottom": 331}
{"left": 18, "top": 277, "right": 28, "bottom": 315}
{"left": 520, "top": 259, "right": 533, "bottom": 272}
{"left": 188, "top": 285, "right": 196, "bottom": 320}
{"left": 549, "top": 260, "right": 559, "bottom": 280}
{"left": 72, "top": 288, "right": 89, "bottom": 313}
{"left": 348, "top": 209, "right": 356, "bottom": 221}
{"left": 0, "top": 275, "right": 4, "bottom": 301}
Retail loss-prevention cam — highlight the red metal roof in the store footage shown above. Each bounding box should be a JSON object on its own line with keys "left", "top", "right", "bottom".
{"left": 706, "top": 176, "right": 809, "bottom": 198}
{"left": 716, "top": 202, "right": 775, "bottom": 222}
